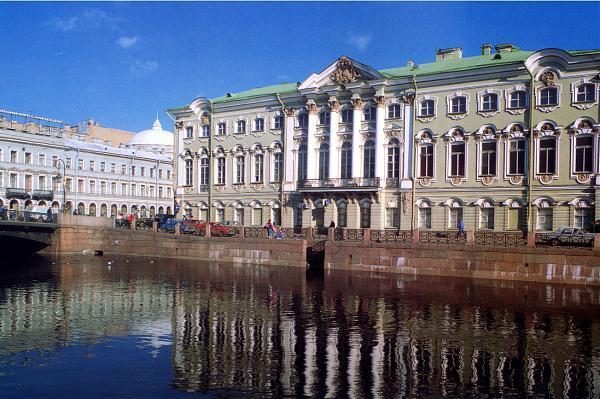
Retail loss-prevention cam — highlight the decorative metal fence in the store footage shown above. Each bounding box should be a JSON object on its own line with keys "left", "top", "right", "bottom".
{"left": 245, "top": 226, "right": 268, "bottom": 239}
{"left": 535, "top": 233, "right": 594, "bottom": 248}
{"left": 226, "top": 226, "right": 242, "bottom": 238}
{"left": 474, "top": 231, "right": 527, "bottom": 247}
{"left": 135, "top": 219, "right": 154, "bottom": 231}
{"left": 370, "top": 229, "right": 413, "bottom": 243}
{"left": 333, "top": 228, "right": 364, "bottom": 241}
{"left": 280, "top": 227, "right": 308, "bottom": 239}
{"left": 314, "top": 227, "right": 328, "bottom": 240}
{"left": 419, "top": 230, "right": 467, "bottom": 245}
{"left": 184, "top": 224, "right": 206, "bottom": 237}
{"left": 1, "top": 210, "right": 56, "bottom": 223}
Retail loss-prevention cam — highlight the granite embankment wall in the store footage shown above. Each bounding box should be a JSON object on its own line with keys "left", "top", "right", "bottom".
{"left": 45, "top": 224, "right": 308, "bottom": 268}
{"left": 324, "top": 241, "right": 600, "bottom": 285}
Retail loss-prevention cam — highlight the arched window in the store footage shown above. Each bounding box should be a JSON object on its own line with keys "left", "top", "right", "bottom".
{"left": 363, "top": 140, "right": 375, "bottom": 178}
{"left": 273, "top": 152, "right": 283, "bottom": 182}
{"left": 509, "top": 91, "right": 526, "bottom": 109}
{"left": 420, "top": 100, "right": 435, "bottom": 117}
{"left": 480, "top": 141, "right": 497, "bottom": 176}
{"left": 216, "top": 157, "right": 226, "bottom": 184}
{"left": 360, "top": 201, "right": 371, "bottom": 228}
{"left": 419, "top": 143, "right": 434, "bottom": 178}
{"left": 184, "top": 159, "right": 193, "bottom": 186}
{"left": 450, "top": 142, "right": 465, "bottom": 177}
{"left": 89, "top": 203, "right": 97, "bottom": 217}
{"left": 387, "top": 139, "right": 400, "bottom": 179}
{"left": 235, "top": 156, "right": 245, "bottom": 183}
{"left": 540, "top": 87, "right": 558, "bottom": 106}
{"left": 297, "top": 113, "right": 308, "bottom": 128}
{"left": 387, "top": 104, "right": 401, "bottom": 119}
{"left": 319, "top": 143, "right": 329, "bottom": 180}
{"left": 450, "top": 96, "right": 467, "bottom": 114}
{"left": 340, "top": 142, "right": 352, "bottom": 179}
{"left": 254, "top": 153, "right": 264, "bottom": 182}
{"left": 538, "top": 137, "right": 557, "bottom": 174}
{"left": 363, "top": 106, "right": 376, "bottom": 121}
{"left": 200, "top": 158, "right": 209, "bottom": 187}
{"left": 574, "top": 134, "right": 593, "bottom": 173}
{"left": 185, "top": 126, "right": 193, "bottom": 139}
{"left": 337, "top": 201, "right": 347, "bottom": 228}
{"left": 318, "top": 110, "right": 330, "bottom": 125}
{"left": 575, "top": 84, "right": 596, "bottom": 103}
{"left": 481, "top": 93, "right": 498, "bottom": 112}
{"left": 341, "top": 108, "right": 352, "bottom": 123}
{"left": 298, "top": 145, "right": 307, "bottom": 181}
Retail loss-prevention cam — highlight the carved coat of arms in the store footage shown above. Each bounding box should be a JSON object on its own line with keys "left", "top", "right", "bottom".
{"left": 331, "top": 56, "right": 362, "bottom": 85}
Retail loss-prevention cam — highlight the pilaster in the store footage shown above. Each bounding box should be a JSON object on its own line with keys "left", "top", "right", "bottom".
{"left": 328, "top": 98, "right": 340, "bottom": 179}
{"left": 283, "top": 107, "right": 296, "bottom": 191}
{"left": 351, "top": 96, "right": 363, "bottom": 178}
{"left": 374, "top": 95, "right": 386, "bottom": 186}
{"left": 306, "top": 101, "right": 319, "bottom": 180}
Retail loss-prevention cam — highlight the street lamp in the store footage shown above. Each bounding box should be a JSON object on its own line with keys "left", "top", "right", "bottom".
{"left": 55, "top": 158, "right": 67, "bottom": 213}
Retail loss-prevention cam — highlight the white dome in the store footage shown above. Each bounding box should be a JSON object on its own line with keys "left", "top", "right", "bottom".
{"left": 127, "top": 118, "right": 174, "bottom": 148}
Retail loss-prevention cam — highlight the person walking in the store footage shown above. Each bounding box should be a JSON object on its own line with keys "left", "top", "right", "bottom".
{"left": 457, "top": 218, "right": 466, "bottom": 240}
{"left": 264, "top": 219, "right": 274, "bottom": 239}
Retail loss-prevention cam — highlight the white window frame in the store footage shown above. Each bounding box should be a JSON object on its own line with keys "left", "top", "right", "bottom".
{"left": 236, "top": 119, "right": 247, "bottom": 134}
{"left": 477, "top": 89, "right": 501, "bottom": 117}
{"left": 416, "top": 130, "right": 436, "bottom": 181}
{"left": 504, "top": 86, "right": 528, "bottom": 115}
{"left": 569, "top": 119, "right": 597, "bottom": 179}
{"left": 387, "top": 103, "right": 402, "bottom": 120}
{"left": 570, "top": 78, "right": 598, "bottom": 110}
{"left": 444, "top": 129, "right": 468, "bottom": 182}
{"left": 417, "top": 95, "right": 438, "bottom": 121}
{"left": 446, "top": 92, "right": 469, "bottom": 119}
{"left": 254, "top": 117, "right": 265, "bottom": 132}
{"left": 272, "top": 112, "right": 283, "bottom": 130}
{"left": 217, "top": 122, "right": 227, "bottom": 136}
{"left": 185, "top": 126, "right": 194, "bottom": 139}
{"left": 534, "top": 122, "right": 561, "bottom": 182}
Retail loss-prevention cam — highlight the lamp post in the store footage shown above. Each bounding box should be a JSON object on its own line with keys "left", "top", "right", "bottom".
{"left": 55, "top": 158, "right": 67, "bottom": 212}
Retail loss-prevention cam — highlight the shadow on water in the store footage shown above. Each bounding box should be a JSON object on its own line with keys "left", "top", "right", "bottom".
{"left": 0, "top": 254, "right": 597, "bottom": 398}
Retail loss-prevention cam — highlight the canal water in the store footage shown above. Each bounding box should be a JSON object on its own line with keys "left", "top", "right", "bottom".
{"left": 0, "top": 255, "right": 598, "bottom": 398}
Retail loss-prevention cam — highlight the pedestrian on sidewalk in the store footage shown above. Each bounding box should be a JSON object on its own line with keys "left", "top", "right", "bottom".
{"left": 457, "top": 219, "right": 466, "bottom": 240}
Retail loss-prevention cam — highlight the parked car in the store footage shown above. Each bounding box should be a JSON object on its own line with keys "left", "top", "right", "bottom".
{"left": 540, "top": 227, "right": 594, "bottom": 246}
{"left": 25, "top": 206, "right": 50, "bottom": 222}
{"left": 155, "top": 213, "right": 175, "bottom": 230}
{"left": 161, "top": 219, "right": 183, "bottom": 233}
{"left": 180, "top": 220, "right": 233, "bottom": 237}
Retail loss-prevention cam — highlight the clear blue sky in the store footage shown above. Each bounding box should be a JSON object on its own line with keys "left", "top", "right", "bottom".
{"left": 0, "top": 2, "right": 598, "bottom": 132}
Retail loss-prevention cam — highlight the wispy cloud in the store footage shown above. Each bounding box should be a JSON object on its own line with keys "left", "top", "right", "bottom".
{"left": 129, "top": 60, "right": 158, "bottom": 77}
{"left": 348, "top": 33, "right": 372, "bottom": 51}
{"left": 117, "top": 36, "right": 138, "bottom": 49}
{"left": 45, "top": 9, "right": 121, "bottom": 32}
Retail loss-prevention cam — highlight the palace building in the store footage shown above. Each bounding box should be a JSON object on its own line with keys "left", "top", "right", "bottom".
{"left": 168, "top": 45, "right": 600, "bottom": 232}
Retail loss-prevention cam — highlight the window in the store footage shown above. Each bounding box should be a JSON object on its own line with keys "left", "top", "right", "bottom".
{"left": 140, "top": 185, "right": 146, "bottom": 196}
{"left": 10, "top": 150, "right": 17, "bottom": 163}
{"left": 510, "top": 91, "right": 526, "bottom": 109}
{"left": 480, "top": 142, "right": 496, "bottom": 176}
{"left": 38, "top": 154, "right": 46, "bottom": 166}
{"left": 318, "top": 143, "right": 329, "bottom": 180}
{"left": 131, "top": 166, "right": 136, "bottom": 176}
{"left": 341, "top": 108, "right": 352, "bottom": 123}
{"left": 317, "top": 110, "right": 329, "bottom": 126}
{"left": 202, "top": 125, "right": 210, "bottom": 137}
{"left": 216, "top": 208, "right": 225, "bottom": 223}
{"left": 537, "top": 208, "right": 553, "bottom": 230}
{"left": 111, "top": 182, "right": 116, "bottom": 195}
{"left": 480, "top": 208, "right": 494, "bottom": 229}
{"left": 100, "top": 162, "right": 106, "bottom": 172}
{"left": 38, "top": 176, "right": 45, "bottom": 190}
{"left": 538, "top": 137, "right": 556, "bottom": 174}
{"left": 167, "top": 170, "right": 171, "bottom": 180}
{"left": 450, "top": 96, "right": 467, "bottom": 114}
{"left": 51, "top": 156, "right": 58, "bottom": 167}
{"left": 575, "top": 136, "right": 593, "bottom": 173}
{"left": 298, "top": 145, "right": 307, "bottom": 181}
{"left": 272, "top": 207, "right": 281, "bottom": 226}
{"left": 235, "top": 208, "right": 244, "bottom": 224}
{"left": 386, "top": 207, "right": 400, "bottom": 228}
{"left": 9, "top": 173, "right": 17, "bottom": 188}
{"left": 337, "top": 202, "right": 347, "bottom": 228}
{"left": 217, "top": 122, "right": 226, "bottom": 135}
{"left": 89, "top": 161, "right": 95, "bottom": 171}
{"left": 388, "top": 104, "right": 401, "bottom": 119}
{"left": 236, "top": 120, "right": 246, "bottom": 134}
{"left": 363, "top": 106, "right": 376, "bottom": 121}
{"left": 419, "top": 208, "right": 432, "bottom": 229}
{"left": 101, "top": 181, "right": 107, "bottom": 194}
{"left": 184, "top": 159, "right": 193, "bottom": 186}
{"left": 216, "top": 158, "right": 226, "bottom": 184}
{"left": 251, "top": 207, "right": 262, "bottom": 225}
{"left": 387, "top": 139, "right": 400, "bottom": 179}
{"left": 481, "top": 93, "right": 498, "bottom": 112}
{"left": 25, "top": 152, "right": 31, "bottom": 164}
{"left": 131, "top": 184, "right": 136, "bottom": 196}
{"left": 141, "top": 166, "right": 145, "bottom": 177}
{"left": 340, "top": 142, "right": 352, "bottom": 179}
{"left": 575, "top": 208, "right": 592, "bottom": 230}
{"left": 575, "top": 84, "right": 595, "bottom": 103}
{"left": 121, "top": 183, "right": 127, "bottom": 195}
{"left": 419, "top": 144, "right": 434, "bottom": 178}
{"left": 273, "top": 115, "right": 283, "bottom": 129}
{"left": 150, "top": 168, "right": 154, "bottom": 178}
{"left": 297, "top": 113, "right": 308, "bottom": 128}
{"left": 420, "top": 100, "right": 435, "bottom": 117}
{"left": 89, "top": 180, "right": 96, "bottom": 194}
{"left": 449, "top": 207, "right": 463, "bottom": 229}
{"left": 167, "top": 187, "right": 172, "bottom": 198}
{"left": 235, "top": 156, "right": 245, "bottom": 183}
{"left": 363, "top": 140, "right": 375, "bottom": 178}
{"left": 185, "top": 126, "right": 193, "bottom": 138}
{"left": 158, "top": 186, "right": 163, "bottom": 198}
{"left": 273, "top": 153, "right": 283, "bottom": 182}
{"left": 509, "top": 140, "right": 526, "bottom": 175}
{"left": 77, "top": 179, "right": 84, "bottom": 193}
{"left": 158, "top": 169, "right": 163, "bottom": 179}
{"left": 254, "top": 118, "right": 264, "bottom": 132}
{"left": 78, "top": 159, "right": 83, "bottom": 170}
{"left": 360, "top": 201, "right": 371, "bottom": 228}
{"left": 200, "top": 158, "right": 209, "bottom": 187}
{"left": 253, "top": 154, "right": 263, "bottom": 182}
{"left": 540, "top": 87, "right": 558, "bottom": 106}
{"left": 450, "top": 142, "right": 465, "bottom": 177}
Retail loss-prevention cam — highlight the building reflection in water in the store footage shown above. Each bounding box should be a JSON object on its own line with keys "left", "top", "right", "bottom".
{"left": 0, "top": 256, "right": 598, "bottom": 398}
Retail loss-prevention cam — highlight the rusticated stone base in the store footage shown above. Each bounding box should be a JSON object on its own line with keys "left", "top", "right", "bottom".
{"left": 324, "top": 241, "right": 600, "bottom": 285}
{"left": 43, "top": 226, "right": 308, "bottom": 268}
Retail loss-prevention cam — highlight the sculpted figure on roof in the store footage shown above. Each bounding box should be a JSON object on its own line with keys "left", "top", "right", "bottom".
{"left": 331, "top": 56, "right": 362, "bottom": 85}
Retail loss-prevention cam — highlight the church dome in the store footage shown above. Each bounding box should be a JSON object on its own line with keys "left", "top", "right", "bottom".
{"left": 126, "top": 118, "right": 174, "bottom": 150}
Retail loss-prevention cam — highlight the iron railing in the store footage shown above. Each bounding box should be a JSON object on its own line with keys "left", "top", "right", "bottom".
{"left": 298, "top": 177, "right": 380, "bottom": 190}
{"left": 419, "top": 230, "right": 467, "bottom": 245}
{"left": 333, "top": 228, "right": 364, "bottom": 241}
{"left": 245, "top": 226, "right": 268, "bottom": 239}
{"left": 535, "top": 233, "right": 594, "bottom": 248}
{"left": 314, "top": 227, "right": 328, "bottom": 240}
{"left": 371, "top": 229, "right": 413, "bottom": 243}
{"left": 474, "top": 231, "right": 527, "bottom": 247}
{"left": 0, "top": 210, "right": 57, "bottom": 223}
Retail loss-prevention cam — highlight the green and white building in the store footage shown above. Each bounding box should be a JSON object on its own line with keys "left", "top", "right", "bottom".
{"left": 168, "top": 45, "right": 600, "bottom": 232}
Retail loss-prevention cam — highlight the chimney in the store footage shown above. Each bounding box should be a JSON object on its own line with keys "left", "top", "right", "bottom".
{"left": 436, "top": 47, "right": 463, "bottom": 62}
{"left": 481, "top": 44, "right": 492, "bottom": 55}
{"left": 495, "top": 43, "right": 517, "bottom": 53}
{"left": 406, "top": 59, "right": 415, "bottom": 69}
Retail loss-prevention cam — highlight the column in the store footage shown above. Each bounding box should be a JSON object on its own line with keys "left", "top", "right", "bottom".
{"left": 374, "top": 95, "right": 386, "bottom": 186}
{"left": 328, "top": 98, "right": 340, "bottom": 179}
{"left": 402, "top": 96, "right": 414, "bottom": 188}
{"left": 283, "top": 108, "right": 296, "bottom": 191}
{"left": 306, "top": 101, "right": 319, "bottom": 180}
{"left": 351, "top": 96, "right": 363, "bottom": 178}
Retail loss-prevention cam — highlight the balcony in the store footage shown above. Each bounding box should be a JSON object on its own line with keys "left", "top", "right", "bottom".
{"left": 32, "top": 190, "right": 54, "bottom": 200}
{"left": 298, "top": 178, "right": 380, "bottom": 192}
{"left": 4, "top": 188, "right": 30, "bottom": 199}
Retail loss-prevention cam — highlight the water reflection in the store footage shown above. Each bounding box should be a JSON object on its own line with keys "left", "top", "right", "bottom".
{"left": 0, "top": 255, "right": 598, "bottom": 398}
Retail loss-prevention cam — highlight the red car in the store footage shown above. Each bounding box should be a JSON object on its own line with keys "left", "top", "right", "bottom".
{"left": 181, "top": 220, "right": 232, "bottom": 237}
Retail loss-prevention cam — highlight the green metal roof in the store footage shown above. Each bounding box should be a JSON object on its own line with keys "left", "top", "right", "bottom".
{"left": 211, "top": 82, "right": 299, "bottom": 104}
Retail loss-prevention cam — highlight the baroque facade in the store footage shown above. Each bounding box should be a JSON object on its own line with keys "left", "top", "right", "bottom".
{"left": 168, "top": 45, "right": 600, "bottom": 231}
{"left": 0, "top": 111, "right": 174, "bottom": 217}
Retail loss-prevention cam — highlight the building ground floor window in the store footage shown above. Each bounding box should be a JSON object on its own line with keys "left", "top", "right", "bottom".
{"left": 272, "top": 208, "right": 281, "bottom": 226}
{"left": 536, "top": 208, "right": 553, "bottom": 231}
{"left": 386, "top": 207, "right": 399, "bottom": 228}
{"left": 234, "top": 208, "right": 244, "bottom": 225}
{"left": 216, "top": 208, "right": 225, "bottom": 223}
{"left": 507, "top": 207, "right": 525, "bottom": 231}
{"left": 480, "top": 207, "right": 494, "bottom": 230}
{"left": 337, "top": 202, "right": 347, "bottom": 228}
{"left": 449, "top": 208, "right": 463, "bottom": 229}
{"left": 574, "top": 208, "right": 592, "bottom": 230}
{"left": 252, "top": 208, "right": 262, "bottom": 225}
{"left": 360, "top": 201, "right": 371, "bottom": 228}
{"left": 419, "top": 208, "right": 431, "bottom": 229}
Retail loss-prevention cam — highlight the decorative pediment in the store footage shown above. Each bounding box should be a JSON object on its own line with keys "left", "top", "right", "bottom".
{"left": 298, "top": 56, "right": 385, "bottom": 91}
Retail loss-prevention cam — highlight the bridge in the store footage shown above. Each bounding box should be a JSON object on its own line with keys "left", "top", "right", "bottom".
{"left": 0, "top": 211, "right": 59, "bottom": 254}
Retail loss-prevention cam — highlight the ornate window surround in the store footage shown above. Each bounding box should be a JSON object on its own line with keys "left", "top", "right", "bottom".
{"left": 476, "top": 89, "right": 501, "bottom": 117}
{"left": 568, "top": 197, "right": 593, "bottom": 227}
{"left": 444, "top": 127, "right": 468, "bottom": 185}
{"left": 269, "top": 141, "right": 283, "bottom": 185}
{"left": 415, "top": 129, "right": 437, "bottom": 185}
{"left": 474, "top": 125, "right": 500, "bottom": 185}
{"left": 253, "top": 115, "right": 265, "bottom": 133}
{"left": 533, "top": 121, "right": 562, "bottom": 184}
{"left": 504, "top": 85, "right": 529, "bottom": 115}
{"left": 213, "top": 146, "right": 227, "bottom": 187}
{"left": 444, "top": 198, "right": 466, "bottom": 230}
{"left": 568, "top": 118, "right": 598, "bottom": 183}
{"left": 270, "top": 110, "right": 284, "bottom": 132}
{"left": 385, "top": 136, "right": 403, "bottom": 180}
{"left": 502, "top": 123, "right": 529, "bottom": 185}
{"left": 446, "top": 91, "right": 470, "bottom": 120}
{"left": 386, "top": 99, "right": 402, "bottom": 120}
{"left": 534, "top": 69, "right": 562, "bottom": 113}
{"left": 570, "top": 78, "right": 598, "bottom": 110}
{"left": 416, "top": 95, "right": 438, "bottom": 123}
{"left": 235, "top": 117, "right": 248, "bottom": 135}
{"left": 216, "top": 120, "right": 228, "bottom": 136}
